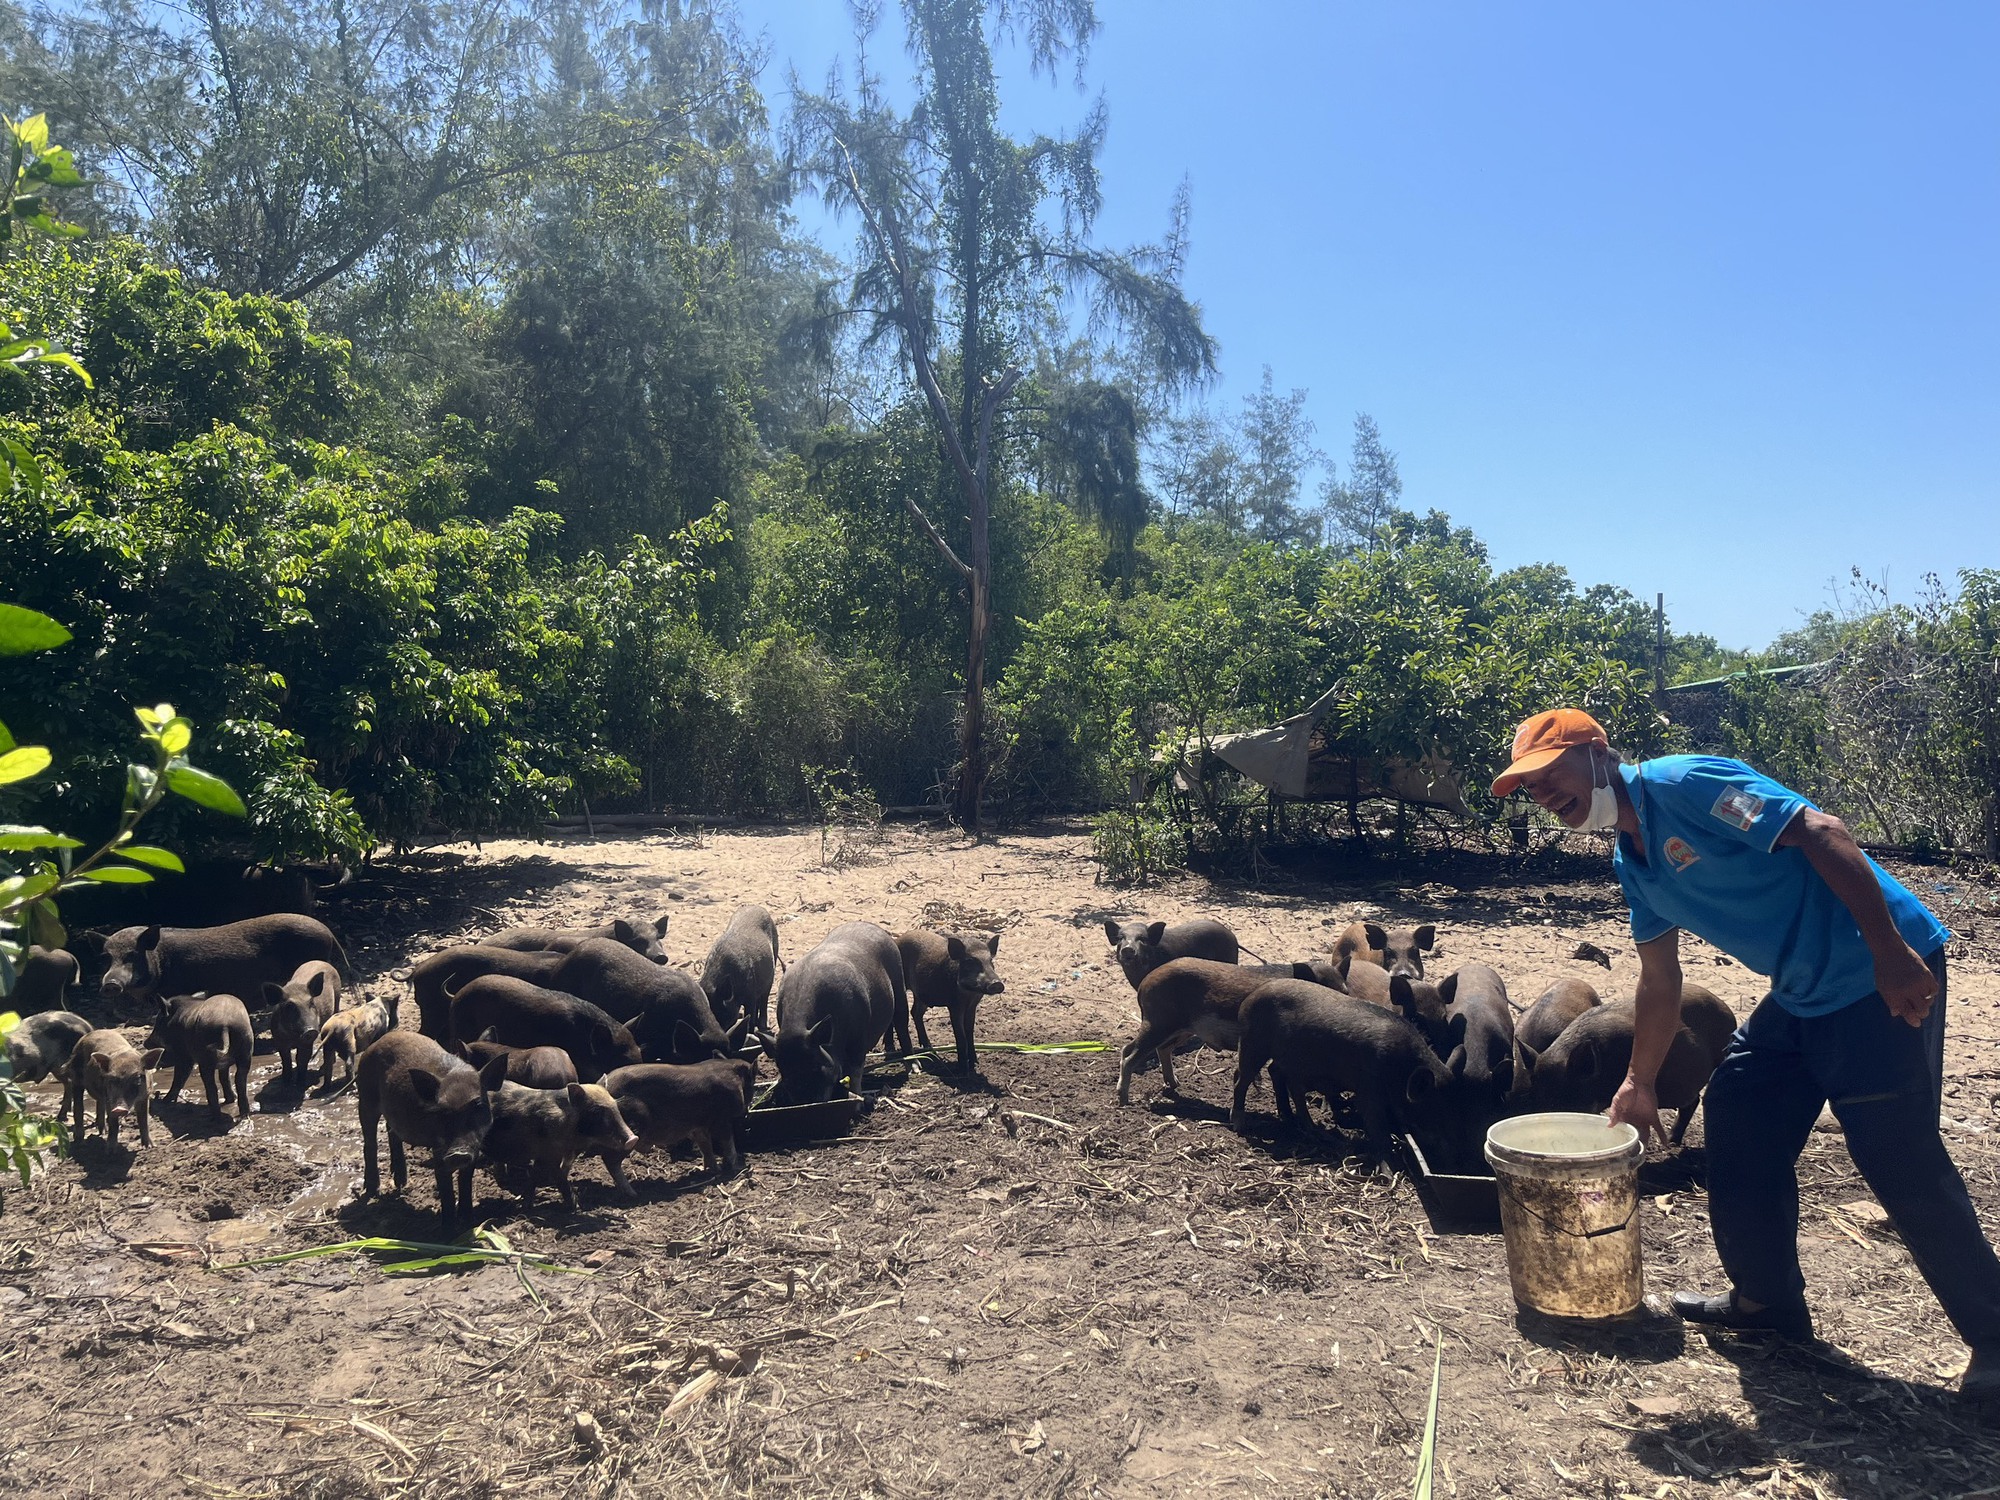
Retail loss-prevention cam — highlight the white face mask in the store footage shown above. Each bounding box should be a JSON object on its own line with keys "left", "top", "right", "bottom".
{"left": 1580, "top": 747, "right": 1620, "bottom": 832}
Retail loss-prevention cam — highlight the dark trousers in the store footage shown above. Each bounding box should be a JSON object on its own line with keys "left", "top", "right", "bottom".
{"left": 1702, "top": 950, "right": 2000, "bottom": 1350}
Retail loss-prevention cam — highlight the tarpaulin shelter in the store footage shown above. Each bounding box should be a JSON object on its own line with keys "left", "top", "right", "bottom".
{"left": 1173, "top": 684, "right": 1469, "bottom": 815}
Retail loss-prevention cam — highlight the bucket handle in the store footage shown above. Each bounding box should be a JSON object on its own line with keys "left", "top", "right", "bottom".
{"left": 1498, "top": 1178, "right": 1637, "bottom": 1240}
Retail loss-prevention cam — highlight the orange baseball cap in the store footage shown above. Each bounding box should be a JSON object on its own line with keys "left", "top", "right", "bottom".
{"left": 1490, "top": 709, "right": 1609, "bottom": 797}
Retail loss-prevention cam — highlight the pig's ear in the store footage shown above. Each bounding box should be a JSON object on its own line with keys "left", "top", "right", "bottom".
{"left": 1495, "top": 1050, "right": 1514, "bottom": 1093}
{"left": 1337, "top": 953, "right": 1354, "bottom": 981}
{"left": 1405, "top": 1066, "right": 1437, "bottom": 1102}
{"left": 1572, "top": 1038, "right": 1600, "bottom": 1080}
{"left": 1102, "top": 919, "right": 1121, "bottom": 944}
{"left": 477, "top": 1054, "right": 510, "bottom": 1093}
{"left": 137, "top": 925, "right": 163, "bottom": 952}
{"left": 620, "top": 1016, "right": 644, "bottom": 1036}
{"left": 261, "top": 982, "right": 285, "bottom": 1009}
{"left": 1517, "top": 1041, "right": 1541, "bottom": 1075}
{"left": 750, "top": 1027, "right": 776, "bottom": 1054}
{"left": 140, "top": 1048, "right": 165, "bottom": 1071}
{"left": 307, "top": 971, "right": 330, "bottom": 999}
{"left": 566, "top": 1082, "right": 589, "bottom": 1106}
{"left": 653, "top": 914, "right": 671, "bottom": 937}
{"left": 986, "top": 931, "right": 999, "bottom": 956}
{"left": 1436, "top": 970, "right": 1459, "bottom": 1005}
{"left": 1448, "top": 1010, "right": 1469, "bottom": 1046}
{"left": 945, "top": 935, "right": 968, "bottom": 962}
{"left": 805, "top": 1014, "right": 834, "bottom": 1046}
{"left": 448, "top": 1039, "right": 472, "bottom": 1062}
{"left": 673, "top": 1019, "right": 702, "bottom": 1055}
{"left": 612, "top": 918, "right": 642, "bottom": 946}
{"left": 1413, "top": 925, "right": 1437, "bottom": 951}
{"left": 1144, "top": 921, "right": 1167, "bottom": 945}
{"left": 1363, "top": 923, "right": 1388, "bottom": 952}
{"left": 478, "top": 1027, "right": 498, "bottom": 1043}
{"left": 1388, "top": 974, "right": 1417, "bottom": 1019}
{"left": 1446, "top": 1044, "right": 1468, "bottom": 1077}
{"left": 86, "top": 1052, "right": 111, "bottom": 1076}
{"left": 408, "top": 1068, "right": 443, "bottom": 1104}
{"left": 1291, "top": 961, "right": 1314, "bottom": 981}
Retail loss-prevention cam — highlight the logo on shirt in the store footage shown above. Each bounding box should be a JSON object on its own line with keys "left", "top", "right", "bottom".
{"left": 1710, "top": 787, "right": 1765, "bottom": 832}
{"left": 1663, "top": 836, "right": 1701, "bottom": 872}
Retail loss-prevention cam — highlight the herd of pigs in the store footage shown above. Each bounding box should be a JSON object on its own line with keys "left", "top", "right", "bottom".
{"left": 3, "top": 903, "right": 1734, "bottom": 1232}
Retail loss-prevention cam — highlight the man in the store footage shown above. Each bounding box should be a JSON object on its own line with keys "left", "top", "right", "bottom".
{"left": 1491, "top": 708, "right": 2000, "bottom": 1399}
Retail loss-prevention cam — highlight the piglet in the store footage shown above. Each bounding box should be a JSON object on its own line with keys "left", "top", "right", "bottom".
{"left": 1517, "top": 978, "right": 1601, "bottom": 1054}
{"left": 481, "top": 913, "right": 670, "bottom": 962}
{"left": 1331, "top": 921, "right": 1435, "bottom": 979}
{"left": 11, "top": 945, "right": 79, "bottom": 1014}
{"left": 146, "top": 992, "right": 254, "bottom": 1121}
{"left": 1103, "top": 917, "right": 1238, "bottom": 990}
{"left": 5, "top": 1009, "right": 91, "bottom": 1083}
{"left": 761, "top": 923, "right": 908, "bottom": 1103}
{"left": 897, "top": 928, "right": 1004, "bottom": 1075}
{"left": 599, "top": 1059, "right": 755, "bottom": 1193}
{"left": 60, "top": 1029, "right": 165, "bottom": 1146}
{"left": 1119, "top": 958, "right": 1346, "bottom": 1105}
{"left": 317, "top": 995, "right": 398, "bottom": 1088}
{"left": 1338, "top": 960, "right": 1456, "bottom": 1058}
{"left": 452, "top": 1036, "right": 579, "bottom": 1090}
{"left": 699, "top": 906, "right": 781, "bottom": 1033}
{"left": 481, "top": 1081, "right": 637, "bottom": 1211}
{"left": 356, "top": 1031, "right": 508, "bottom": 1233}
{"left": 262, "top": 961, "right": 341, "bottom": 1086}
{"left": 1232, "top": 981, "right": 1466, "bottom": 1167}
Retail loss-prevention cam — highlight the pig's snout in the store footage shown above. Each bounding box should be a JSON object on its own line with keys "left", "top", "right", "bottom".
{"left": 620, "top": 1129, "right": 640, "bottom": 1151}
{"left": 988, "top": 978, "right": 1006, "bottom": 994}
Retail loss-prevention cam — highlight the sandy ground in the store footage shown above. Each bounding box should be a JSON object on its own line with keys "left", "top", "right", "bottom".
{"left": 4, "top": 819, "right": 1999, "bottom": 1499}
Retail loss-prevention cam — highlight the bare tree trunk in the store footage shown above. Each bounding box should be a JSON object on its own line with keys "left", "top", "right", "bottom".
{"left": 955, "top": 570, "right": 989, "bottom": 831}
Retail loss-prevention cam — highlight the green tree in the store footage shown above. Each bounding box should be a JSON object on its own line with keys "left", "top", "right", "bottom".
{"left": 789, "top": 0, "right": 1213, "bottom": 832}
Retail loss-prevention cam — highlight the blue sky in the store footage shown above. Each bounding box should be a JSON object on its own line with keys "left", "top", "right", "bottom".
{"left": 741, "top": 1, "right": 1998, "bottom": 650}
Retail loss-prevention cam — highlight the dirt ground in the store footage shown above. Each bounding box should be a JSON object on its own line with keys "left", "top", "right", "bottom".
{"left": 5, "top": 819, "right": 2000, "bottom": 1500}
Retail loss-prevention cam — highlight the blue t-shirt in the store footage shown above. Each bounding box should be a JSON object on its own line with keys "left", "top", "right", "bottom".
{"left": 1611, "top": 756, "right": 1949, "bottom": 1017}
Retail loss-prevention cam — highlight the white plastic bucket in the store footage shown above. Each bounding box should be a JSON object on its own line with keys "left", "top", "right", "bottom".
{"left": 1485, "top": 1113, "right": 1645, "bottom": 1319}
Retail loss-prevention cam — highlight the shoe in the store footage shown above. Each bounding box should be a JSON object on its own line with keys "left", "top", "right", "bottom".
{"left": 1960, "top": 1348, "right": 2000, "bottom": 1405}
{"left": 1671, "top": 1289, "right": 1814, "bottom": 1342}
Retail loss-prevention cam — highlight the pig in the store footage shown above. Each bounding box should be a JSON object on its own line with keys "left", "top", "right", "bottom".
{"left": 445, "top": 974, "right": 642, "bottom": 1082}
{"left": 10, "top": 945, "right": 79, "bottom": 1013}
{"left": 261, "top": 961, "right": 341, "bottom": 1085}
{"left": 1675, "top": 983, "right": 1739, "bottom": 1068}
{"left": 897, "top": 928, "right": 1005, "bottom": 1075}
{"left": 761, "top": 922, "right": 910, "bottom": 1103}
{"left": 356, "top": 1030, "right": 509, "bottom": 1233}
{"left": 1118, "top": 958, "right": 1347, "bottom": 1105}
{"left": 480, "top": 1081, "right": 638, "bottom": 1211}
{"left": 481, "top": 913, "right": 670, "bottom": 963}
{"left": 1103, "top": 917, "right": 1239, "bottom": 990}
{"left": 5, "top": 1009, "right": 91, "bottom": 1083}
{"left": 1337, "top": 959, "right": 1456, "bottom": 1056}
{"left": 1330, "top": 921, "right": 1436, "bottom": 979}
{"left": 699, "top": 906, "right": 781, "bottom": 1033}
{"left": 145, "top": 992, "right": 255, "bottom": 1122}
{"left": 317, "top": 995, "right": 398, "bottom": 1088}
{"left": 99, "top": 914, "right": 346, "bottom": 1009}
{"left": 451, "top": 1036, "right": 579, "bottom": 1090}
{"left": 598, "top": 1059, "right": 755, "bottom": 1193}
{"left": 403, "top": 945, "right": 566, "bottom": 1040}
{"left": 1521, "top": 995, "right": 1726, "bottom": 1145}
{"left": 1231, "top": 981, "right": 1465, "bottom": 1165}
{"left": 59, "top": 1029, "right": 165, "bottom": 1146}
{"left": 1518, "top": 978, "right": 1602, "bottom": 1054}
{"left": 1435, "top": 963, "right": 1517, "bottom": 1102}
{"left": 545, "top": 940, "right": 735, "bottom": 1064}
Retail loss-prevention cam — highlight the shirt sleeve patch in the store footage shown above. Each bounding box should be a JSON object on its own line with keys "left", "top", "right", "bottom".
{"left": 1710, "top": 786, "right": 1765, "bottom": 832}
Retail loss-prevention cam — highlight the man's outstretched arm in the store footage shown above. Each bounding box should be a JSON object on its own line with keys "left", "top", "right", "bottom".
{"left": 1776, "top": 808, "right": 1936, "bottom": 1024}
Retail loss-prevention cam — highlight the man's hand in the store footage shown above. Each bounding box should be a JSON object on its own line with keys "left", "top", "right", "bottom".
{"left": 1606, "top": 1075, "right": 1664, "bottom": 1147}
{"left": 1874, "top": 939, "right": 1938, "bottom": 1027}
